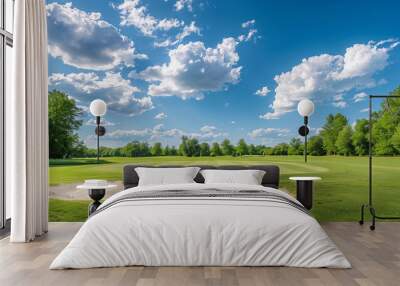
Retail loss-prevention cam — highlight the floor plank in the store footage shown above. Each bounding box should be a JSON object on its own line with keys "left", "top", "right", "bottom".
{"left": 0, "top": 222, "right": 399, "bottom": 286}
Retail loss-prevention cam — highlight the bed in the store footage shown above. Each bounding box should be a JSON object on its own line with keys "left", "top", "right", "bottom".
{"left": 50, "top": 165, "right": 350, "bottom": 269}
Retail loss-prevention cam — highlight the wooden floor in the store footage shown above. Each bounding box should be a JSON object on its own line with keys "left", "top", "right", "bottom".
{"left": 0, "top": 222, "right": 399, "bottom": 286}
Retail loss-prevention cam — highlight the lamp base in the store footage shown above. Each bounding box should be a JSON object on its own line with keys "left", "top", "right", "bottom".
{"left": 88, "top": 189, "right": 106, "bottom": 216}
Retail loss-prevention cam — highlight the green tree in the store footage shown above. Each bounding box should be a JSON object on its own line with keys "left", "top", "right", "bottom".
{"left": 169, "top": 146, "right": 178, "bottom": 156}
{"left": 210, "top": 142, "right": 222, "bottom": 156}
{"left": 336, "top": 125, "right": 354, "bottom": 156}
{"left": 178, "top": 136, "right": 190, "bottom": 156}
{"left": 264, "top": 147, "right": 273, "bottom": 155}
{"left": 48, "top": 90, "right": 83, "bottom": 158}
{"left": 373, "top": 112, "right": 395, "bottom": 155}
{"left": 320, "top": 113, "right": 348, "bottom": 155}
{"left": 151, "top": 142, "right": 163, "bottom": 156}
{"left": 288, "top": 138, "right": 304, "bottom": 155}
{"left": 272, "top": 143, "right": 289, "bottom": 155}
{"left": 255, "top": 145, "right": 266, "bottom": 155}
{"left": 373, "top": 88, "right": 400, "bottom": 155}
{"left": 248, "top": 144, "right": 257, "bottom": 155}
{"left": 70, "top": 141, "right": 88, "bottom": 158}
{"left": 390, "top": 125, "right": 400, "bottom": 153}
{"left": 113, "top": 147, "right": 122, "bottom": 157}
{"left": 199, "top": 143, "right": 210, "bottom": 156}
{"left": 140, "top": 142, "right": 151, "bottom": 156}
{"left": 179, "top": 137, "right": 200, "bottom": 156}
{"left": 308, "top": 136, "right": 325, "bottom": 155}
{"left": 236, "top": 139, "right": 248, "bottom": 156}
{"left": 99, "top": 146, "right": 114, "bottom": 157}
{"left": 82, "top": 148, "right": 97, "bottom": 157}
{"left": 188, "top": 138, "right": 201, "bottom": 156}
{"left": 221, "top": 139, "right": 234, "bottom": 156}
{"left": 163, "top": 145, "right": 171, "bottom": 156}
{"left": 352, "top": 119, "right": 369, "bottom": 156}
{"left": 121, "top": 141, "right": 136, "bottom": 157}
{"left": 122, "top": 141, "right": 150, "bottom": 157}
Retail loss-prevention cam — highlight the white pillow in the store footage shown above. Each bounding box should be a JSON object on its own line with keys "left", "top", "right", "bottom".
{"left": 200, "top": 169, "right": 266, "bottom": 185}
{"left": 135, "top": 167, "right": 200, "bottom": 186}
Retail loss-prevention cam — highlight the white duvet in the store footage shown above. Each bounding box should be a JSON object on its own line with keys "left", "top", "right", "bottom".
{"left": 50, "top": 183, "right": 351, "bottom": 269}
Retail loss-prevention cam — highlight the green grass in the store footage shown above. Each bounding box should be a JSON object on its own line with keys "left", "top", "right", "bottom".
{"left": 49, "top": 199, "right": 90, "bottom": 221}
{"left": 49, "top": 156, "right": 400, "bottom": 222}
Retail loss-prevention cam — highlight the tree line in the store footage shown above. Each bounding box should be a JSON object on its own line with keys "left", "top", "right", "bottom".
{"left": 49, "top": 87, "right": 400, "bottom": 158}
{"left": 76, "top": 138, "right": 288, "bottom": 158}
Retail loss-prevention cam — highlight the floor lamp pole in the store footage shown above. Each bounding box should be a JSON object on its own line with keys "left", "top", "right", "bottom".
{"left": 96, "top": 116, "right": 100, "bottom": 163}
{"left": 304, "top": 116, "right": 308, "bottom": 163}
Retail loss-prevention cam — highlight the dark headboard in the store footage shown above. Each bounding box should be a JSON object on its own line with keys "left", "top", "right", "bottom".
{"left": 123, "top": 165, "right": 280, "bottom": 189}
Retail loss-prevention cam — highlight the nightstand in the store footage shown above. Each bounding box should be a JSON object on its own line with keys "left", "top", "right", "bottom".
{"left": 77, "top": 180, "right": 117, "bottom": 216}
{"left": 289, "top": 177, "right": 321, "bottom": 210}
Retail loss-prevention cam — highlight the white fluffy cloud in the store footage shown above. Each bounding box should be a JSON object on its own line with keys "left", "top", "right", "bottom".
{"left": 117, "top": 0, "right": 182, "bottom": 36}
{"left": 154, "top": 21, "right": 201, "bottom": 47}
{"left": 106, "top": 124, "right": 227, "bottom": 142}
{"left": 49, "top": 72, "right": 154, "bottom": 116}
{"left": 332, "top": 94, "right": 347, "bottom": 108}
{"left": 336, "top": 39, "right": 398, "bottom": 79}
{"left": 157, "top": 18, "right": 183, "bottom": 30}
{"left": 175, "top": 0, "right": 193, "bottom": 12}
{"left": 332, "top": 101, "right": 347, "bottom": 108}
{"left": 46, "top": 3, "right": 146, "bottom": 70}
{"left": 198, "top": 125, "right": 227, "bottom": 139}
{"left": 154, "top": 112, "right": 167, "bottom": 120}
{"left": 238, "top": 19, "right": 259, "bottom": 42}
{"left": 85, "top": 118, "right": 115, "bottom": 127}
{"left": 238, "top": 29, "right": 258, "bottom": 42}
{"left": 255, "top": 86, "right": 270, "bottom": 96}
{"left": 248, "top": 128, "right": 290, "bottom": 138}
{"left": 353, "top": 92, "right": 368, "bottom": 102}
{"left": 261, "top": 40, "right": 399, "bottom": 119}
{"left": 138, "top": 38, "right": 241, "bottom": 99}
{"left": 241, "top": 19, "right": 255, "bottom": 28}
{"left": 176, "top": 22, "right": 201, "bottom": 42}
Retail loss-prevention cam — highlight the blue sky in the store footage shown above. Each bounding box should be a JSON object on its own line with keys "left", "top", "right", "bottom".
{"left": 47, "top": 0, "right": 400, "bottom": 148}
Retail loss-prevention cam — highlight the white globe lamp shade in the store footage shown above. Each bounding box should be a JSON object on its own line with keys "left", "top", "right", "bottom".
{"left": 90, "top": 99, "right": 107, "bottom": 117}
{"left": 297, "top": 99, "right": 315, "bottom": 117}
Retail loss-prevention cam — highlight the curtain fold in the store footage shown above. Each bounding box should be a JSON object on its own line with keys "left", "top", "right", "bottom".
{"left": 10, "top": 0, "right": 49, "bottom": 242}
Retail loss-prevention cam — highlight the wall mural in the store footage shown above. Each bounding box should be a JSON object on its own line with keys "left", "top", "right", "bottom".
{"left": 47, "top": 0, "right": 400, "bottom": 158}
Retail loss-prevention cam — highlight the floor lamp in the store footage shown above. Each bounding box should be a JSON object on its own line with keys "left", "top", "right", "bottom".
{"left": 297, "top": 99, "right": 315, "bottom": 163}
{"left": 89, "top": 99, "right": 107, "bottom": 163}
{"left": 359, "top": 95, "right": 400, "bottom": 230}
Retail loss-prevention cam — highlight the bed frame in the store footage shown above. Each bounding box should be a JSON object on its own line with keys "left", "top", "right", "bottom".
{"left": 123, "top": 165, "right": 280, "bottom": 190}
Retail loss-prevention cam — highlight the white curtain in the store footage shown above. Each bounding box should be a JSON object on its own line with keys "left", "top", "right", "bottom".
{"left": 9, "top": 0, "right": 49, "bottom": 242}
